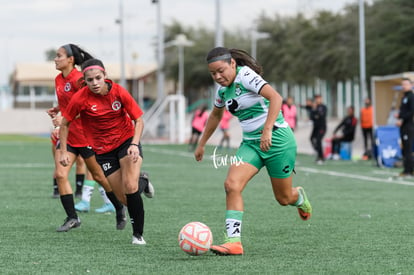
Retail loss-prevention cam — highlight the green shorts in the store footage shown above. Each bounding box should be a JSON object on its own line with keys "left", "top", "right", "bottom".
{"left": 236, "top": 127, "right": 297, "bottom": 179}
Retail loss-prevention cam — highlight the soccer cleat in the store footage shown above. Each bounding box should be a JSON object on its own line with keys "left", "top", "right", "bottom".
{"left": 95, "top": 203, "right": 115, "bottom": 213}
{"left": 116, "top": 206, "right": 127, "bottom": 230}
{"left": 210, "top": 242, "right": 244, "bottom": 256}
{"left": 74, "top": 200, "right": 90, "bottom": 212}
{"left": 132, "top": 234, "right": 146, "bottom": 245}
{"left": 297, "top": 186, "right": 312, "bottom": 221}
{"left": 398, "top": 172, "right": 413, "bottom": 178}
{"left": 56, "top": 217, "right": 81, "bottom": 232}
{"left": 140, "top": 172, "right": 155, "bottom": 198}
{"left": 52, "top": 189, "right": 59, "bottom": 199}
{"left": 144, "top": 182, "right": 155, "bottom": 198}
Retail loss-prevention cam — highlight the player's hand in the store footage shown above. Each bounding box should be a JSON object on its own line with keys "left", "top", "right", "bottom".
{"left": 127, "top": 144, "right": 139, "bottom": 162}
{"left": 51, "top": 128, "right": 60, "bottom": 141}
{"left": 47, "top": 107, "right": 59, "bottom": 118}
{"left": 194, "top": 145, "right": 205, "bottom": 162}
{"left": 59, "top": 151, "right": 70, "bottom": 167}
{"left": 260, "top": 129, "right": 272, "bottom": 152}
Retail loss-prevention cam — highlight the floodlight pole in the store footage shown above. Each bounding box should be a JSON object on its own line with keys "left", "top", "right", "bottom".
{"left": 118, "top": 0, "right": 126, "bottom": 88}
{"left": 251, "top": 30, "right": 270, "bottom": 60}
{"left": 153, "top": 0, "right": 165, "bottom": 100}
{"left": 359, "top": 0, "right": 367, "bottom": 98}
{"left": 215, "top": 0, "right": 223, "bottom": 47}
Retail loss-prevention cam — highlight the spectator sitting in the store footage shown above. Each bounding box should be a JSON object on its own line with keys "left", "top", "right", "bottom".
{"left": 331, "top": 106, "right": 358, "bottom": 160}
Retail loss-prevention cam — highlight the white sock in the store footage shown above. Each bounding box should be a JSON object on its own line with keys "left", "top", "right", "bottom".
{"left": 81, "top": 185, "right": 94, "bottom": 202}
{"left": 226, "top": 218, "right": 242, "bottom": 238}
{"left": 98, "top": 187, "right": 112, "bottom": 204}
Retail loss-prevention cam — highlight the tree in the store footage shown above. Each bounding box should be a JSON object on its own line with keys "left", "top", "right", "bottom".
{"left": 45, "top": 48, "right": 56, "bottom": 61}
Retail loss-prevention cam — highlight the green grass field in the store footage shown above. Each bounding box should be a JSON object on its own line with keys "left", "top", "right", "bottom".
{"left": 1, "top": 135, "right": 413, "bottom": 274}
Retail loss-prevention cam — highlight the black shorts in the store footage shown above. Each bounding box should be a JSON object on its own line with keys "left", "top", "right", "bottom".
{"left": 95, "top": 138, "right": 143, "bottom": 177}
{"left": 56, "top": 142, "right": 95, "bottom": 159}
{"left": 192, "top": 127, "right": 202, "bottom": 135}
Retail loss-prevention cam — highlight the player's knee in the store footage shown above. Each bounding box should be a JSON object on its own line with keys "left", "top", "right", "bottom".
{"left": 224, "top": 179, "right": 241, "bottom": 194}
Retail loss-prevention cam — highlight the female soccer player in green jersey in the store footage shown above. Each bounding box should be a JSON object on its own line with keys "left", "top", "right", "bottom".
{"left": 194, "top": 47, "right": 312, "bottom": 255}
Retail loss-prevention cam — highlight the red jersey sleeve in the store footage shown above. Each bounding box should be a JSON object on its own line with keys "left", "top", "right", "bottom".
{"left": 61, "top": 88, "right": 85, "bottom": 123}
{"left": 118, "top": 85, "right": 143, "bottom": 120}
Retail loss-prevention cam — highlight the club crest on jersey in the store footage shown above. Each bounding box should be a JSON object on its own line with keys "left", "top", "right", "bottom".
{"left": 64, "top": 82, "right": 71, "bottom": 92}
{"left": 112, "top": 101, "right": 122, "bottom": 111}
{"left": 235, "top": 84, "right": 242, "bottom": 96}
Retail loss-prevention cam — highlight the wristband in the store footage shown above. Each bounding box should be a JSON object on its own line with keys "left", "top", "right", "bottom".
{"left": 130, "top": 143, "right": 139, "bottom": 147}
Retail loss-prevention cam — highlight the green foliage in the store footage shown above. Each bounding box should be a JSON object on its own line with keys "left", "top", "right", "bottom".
{"left": 44, "top": 48, "right": 56, "bottom": 61}
{"left": 162, "top": 0, "right": 414, "bottom": 102}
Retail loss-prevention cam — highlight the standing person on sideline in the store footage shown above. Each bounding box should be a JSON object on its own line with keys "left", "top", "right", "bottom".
{"left": 396, "top": 78, "right": 414, "bottom": 177}
{"left": 194, "top": 47, "right": 312, "bottom": 256}
{"left": 218, "top": 109, "right": 233, "bottom": 150}
{"left": 60, "top": 58, "right": 148, "bottom": 245}
{"left": 281, "top": 96, "right": 297, "bottom": 131}
{"left": 310, "top": 94, "right": 327, "bottom": 164}
{"left": 189, "top": 105, "right": 209, "bottom": 151}
{"left": 48, "top": 44, "right": 126, "bottom": 232}
{"left": 330, "top": 106, "right": 358, "bottom": 160}
{"left": 360, "top": 97, "right": 374, "bottom": 160}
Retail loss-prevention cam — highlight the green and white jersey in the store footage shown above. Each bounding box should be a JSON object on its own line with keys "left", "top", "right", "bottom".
{"left": 214, "top": 66, "right": 288, "bottom": 140}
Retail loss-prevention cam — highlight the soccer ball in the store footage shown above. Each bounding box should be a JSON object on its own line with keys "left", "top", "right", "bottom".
{"left": 178, "top": 222, "right": 213, "bottom": 256}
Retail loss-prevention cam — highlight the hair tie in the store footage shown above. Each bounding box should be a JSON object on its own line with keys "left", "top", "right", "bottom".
{"left": 62, "top": 44, "right": 73, "bottom": 57}
{"left": 207, "top": 53, "right": 232, "bottom": 64}
{"left": 82, "top": 65, "right": 105, "bottom": 74}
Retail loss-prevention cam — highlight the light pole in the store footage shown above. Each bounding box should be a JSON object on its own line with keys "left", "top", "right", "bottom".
{"left": 116, "top": 0, "right": 126, "bottom": 88}
{"left": 215, "top": 0, "right": 223, "bottom": 47}
{"left": 152, "top": 0, "right": 165, "bottom": 100}
{"left": 165, "top": 34, "right": 194, "bottom": 95}
{"left": 251, "top": 30, "right": 270, "bottom": 60}
{"left": 359, "top": 0, "right": 367, "bottom": 98}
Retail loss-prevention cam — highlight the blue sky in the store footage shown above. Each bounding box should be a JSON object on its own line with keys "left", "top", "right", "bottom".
{"left": 0, "top": 0, "right": 358, "bottom": 85}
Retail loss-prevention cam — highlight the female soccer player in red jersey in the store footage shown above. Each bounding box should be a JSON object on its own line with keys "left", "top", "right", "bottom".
{"left": 59, "top": 58, "right": 148, "bottom": 245}
{"left": 47, "top": 44, "right": 126, "bottom": 232}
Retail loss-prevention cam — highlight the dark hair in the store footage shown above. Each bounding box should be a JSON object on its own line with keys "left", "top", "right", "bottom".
{"left": 61, "top": 44, "right": 94, "bottom": 66}
{"left": 402, "top": 77, "right": 412, "bottom": 83}
{"left": 206, "top": 47, "right": 263, "bottom": 75}
{"left": 81, "top": 58, "right": 105, "bottom": 72}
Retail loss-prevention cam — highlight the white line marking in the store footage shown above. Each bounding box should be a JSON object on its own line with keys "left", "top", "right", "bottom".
{"left": 297, "top": 166, "right": 414, "bottom": 186}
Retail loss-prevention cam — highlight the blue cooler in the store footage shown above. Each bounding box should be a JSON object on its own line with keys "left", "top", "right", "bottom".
{"left": 340, "top": 142, "right": 352, "bottom": 160}
{"left": 374, "top": 126, "right": 402, "bottom": 167}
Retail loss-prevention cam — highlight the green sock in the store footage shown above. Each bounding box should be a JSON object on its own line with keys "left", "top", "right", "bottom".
{"left": 225, "top": 210, "right": 243, "bottom": 242}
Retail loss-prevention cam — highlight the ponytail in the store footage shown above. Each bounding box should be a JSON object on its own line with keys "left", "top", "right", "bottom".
{"left": 61, "top": 44, "right": 94, "bottom": 66}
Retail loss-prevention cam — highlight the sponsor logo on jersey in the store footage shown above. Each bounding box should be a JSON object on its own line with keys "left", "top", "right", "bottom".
{"left": 112, "top": 101, "right": 122, "bottom": 111}
{"left": 64, "top": 83, "right": 71, "bottom": 92}
{"left": 91, "top": 105, "right": 97, "bottom": 111}
{"left": 235, "top": 84, "right": 242, "bottom": 96}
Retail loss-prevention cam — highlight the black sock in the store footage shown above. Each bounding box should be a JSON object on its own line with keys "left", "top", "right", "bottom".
{"left": 60, "top": 194, "right": 78, "bottom": 219}
{"left": 105, "top": 192, "right": 124, "bottom": 211}
{"left": 75, "top": 174, "right": 85, "bottom": 191}
{"left": 53, "top": 178, "right": 58, "bottom": 191}
{"left": 126, "top": 191, "right": 145, "bottom": 236}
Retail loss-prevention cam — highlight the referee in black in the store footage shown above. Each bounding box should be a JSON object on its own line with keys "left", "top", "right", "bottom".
{"left": 397, "top": 78, "right": 414, "bottom": 177}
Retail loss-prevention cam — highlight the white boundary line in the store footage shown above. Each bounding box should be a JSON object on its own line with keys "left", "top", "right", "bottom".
{"left": 297, "top": 166, "right": 414, "bottom": 187}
